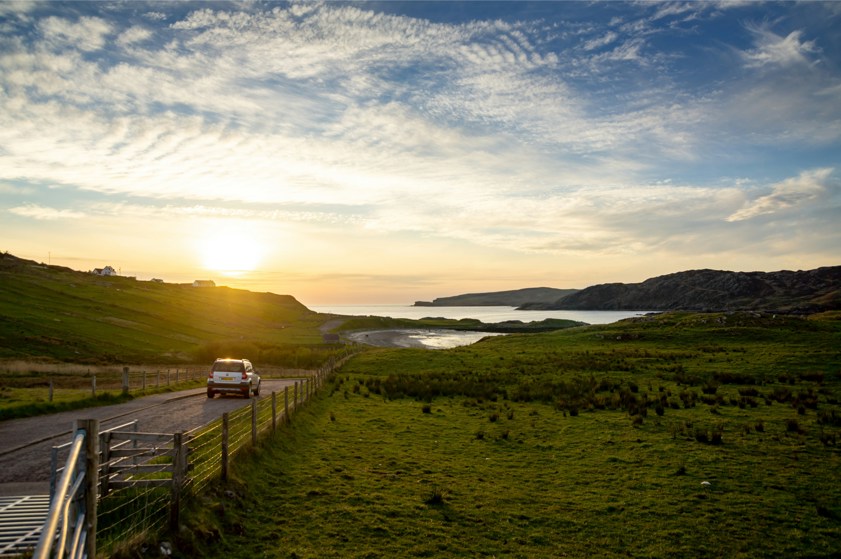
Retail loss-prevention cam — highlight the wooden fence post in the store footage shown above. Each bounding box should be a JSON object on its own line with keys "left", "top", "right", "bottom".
{"left": 170, "top": 433, "right": 185, "bottom": 531}
{"left": 92, "top": 374, "right": 96, "bottom": 398}
{"left": 271, "top": 392, "right": 277, "bottom": 432}
{"left": 284, "top": 386, "right": 290, "bottom": 425}
{"left": 251, "top": 400, "right": 258, "bottom": 447}
{"left": 49, "top": 380, "right": 53, "bottom": 402}
{"left": 122, "top": 367, "right": 129, "bottom": 394}
{"left": 76, "top": 418, "right": 99, "bottom": 559}
{"left": 221, "top": 413, "right": 229, "bottom": 482}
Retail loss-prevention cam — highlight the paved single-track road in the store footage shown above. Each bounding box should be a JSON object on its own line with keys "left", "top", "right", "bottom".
{"left": 0, "top": 378, "right": 301, "bottom": 496}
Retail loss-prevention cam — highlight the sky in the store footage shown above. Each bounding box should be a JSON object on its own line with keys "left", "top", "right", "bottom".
{"left": 1, "top": 1, "right": 839, "bottom": 305}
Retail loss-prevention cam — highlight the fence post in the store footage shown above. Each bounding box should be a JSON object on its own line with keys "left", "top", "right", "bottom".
{"left": 92, "top": 375, "right": 96, "bottom": 398}
{"left": 221, "top": 413, "right": 229, "bottom": 482}
{"left": 49, "top": 447, "right": 58, "bottom": 499}
{"left": 176, "top": 368, "right": 179, "bottom": 384}
{"left": 251, "top": 400, "right": 258, "bottom": 447}
{"left": 76, "top": 418, "right": 99, "bottom": 559}
{"left": 170, "top": 433, "right": 185, "bottom": 531}
{"left": 49, "top": 380, "right": 53, "bottom": 402}
{"left": 167, "top": 369, "right": 170, "bottom": 385}
{"left": 157, "top": 370, "right": 160, "bottom": 387}
{"left": 294, "top": 382, "right": 298, "bottom": 410}
{"left": 122, "top": 367, "right": 129, "bottom": 394}
{"left": 284, "top": 386, "right": 290, "bottom": 424}
{"left": 100, "top": 432, "right": 111, "bottom": 497}
{"left": 142, "top": 371, "right": 146, "bottom": 391}
{"left": 271, "top": 392, "right": 277, "bottom": 432}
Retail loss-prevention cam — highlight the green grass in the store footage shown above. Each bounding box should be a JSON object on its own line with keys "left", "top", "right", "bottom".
{"left": 165, "top": 311, "right": 841, "bottom": 558}
{"left": 0, "top": 253, "right": 340, "bottom": 365}
{"left": 0, "top": 380, "right": 207, "bottom": 421}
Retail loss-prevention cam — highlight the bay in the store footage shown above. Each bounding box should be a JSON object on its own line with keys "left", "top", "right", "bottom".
{"left": 311, "top": 304, "right": 653, "bottom": 325}
{"left": 311, "top": 305, "right": 656, "bottom": 349}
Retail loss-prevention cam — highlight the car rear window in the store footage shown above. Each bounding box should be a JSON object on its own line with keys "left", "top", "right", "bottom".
{"left": 212, "top": 360, "right": 245, "bottom": 373}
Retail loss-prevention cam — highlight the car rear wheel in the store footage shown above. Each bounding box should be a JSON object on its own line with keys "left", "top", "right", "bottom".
{"left": 243, "top": 388, "right": 251, "bottom": 399}
{"left": 254, "top": 384, "right": 260, "bottom": 396}
{"left": 207, "top": 390, "right": 215, "bottom": 399}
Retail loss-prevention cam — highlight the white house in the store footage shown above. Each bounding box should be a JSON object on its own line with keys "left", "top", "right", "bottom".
{"left": 192, "top": 280, "right": 216, "bottom": 287}
{"left": 92, "top": 266, "right": 117, "bottom": 276}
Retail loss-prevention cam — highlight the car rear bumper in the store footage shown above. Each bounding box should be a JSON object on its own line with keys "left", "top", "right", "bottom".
{"left": 207, "top": 381, "right": 250, "bottom": 393}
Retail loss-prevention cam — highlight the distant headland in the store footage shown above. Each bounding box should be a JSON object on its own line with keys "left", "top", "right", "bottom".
{"left": 415, "top": 267, "right": 841, "bottom": 313}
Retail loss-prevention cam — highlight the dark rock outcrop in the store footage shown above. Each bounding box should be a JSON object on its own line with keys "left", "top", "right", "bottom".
{"left": 415, "top": 287, "right": 578, "bottom": 307}
{"left": 518, "top": 267, "right": 841, "bottom": 312}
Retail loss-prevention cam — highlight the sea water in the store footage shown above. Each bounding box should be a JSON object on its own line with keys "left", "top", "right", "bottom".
{"left": 311, "top": 305, "right": 654, "bottom": 349}
{"left": 310, "top": 304, "right": 651, "bottom": 325}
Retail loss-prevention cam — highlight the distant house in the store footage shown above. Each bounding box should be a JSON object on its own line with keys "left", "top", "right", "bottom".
{"left": 151, "top": 278, "right": 164, "bottom": 283}
{"left": 92, "top": 266, "right": 117, "bottom": 276}
{"left": 192, "top": 280, "right": 216, "bottom": 287}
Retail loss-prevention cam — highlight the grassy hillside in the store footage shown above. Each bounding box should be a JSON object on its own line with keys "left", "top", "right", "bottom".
{"left": 179, "top": 311, "right": 841, "bottom": 559}
{"left": 0, "top": 253, "right": 327, "bottom": 364}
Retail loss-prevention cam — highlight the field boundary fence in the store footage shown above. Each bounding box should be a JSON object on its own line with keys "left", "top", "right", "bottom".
{"left": 37, "top": 353, "right": 352, "bottom": 558}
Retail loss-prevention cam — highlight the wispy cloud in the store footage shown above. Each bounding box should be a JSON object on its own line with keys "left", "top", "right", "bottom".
{"left": 9, "top": 204, "right": 85, "bottom": 220}
{"left": 38, "top": 15, "right": 112, "bottom": 51}
{"left": 741, "top": 23, "right": 819, "bottom": 69}
{"left": 727, "top": 168, "right": 834, "bottom": 222}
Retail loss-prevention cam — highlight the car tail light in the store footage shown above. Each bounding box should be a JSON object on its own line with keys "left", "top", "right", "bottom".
{"left": 208, "top": 370, "right": 213, "bottom": 379}
{"left": 241, "top": 371, "right": 248, "bottom": 380}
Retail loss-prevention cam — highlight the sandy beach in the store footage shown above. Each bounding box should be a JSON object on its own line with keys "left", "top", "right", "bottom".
{"left": 345, "top": 329, "right": 501, "bottom": 349}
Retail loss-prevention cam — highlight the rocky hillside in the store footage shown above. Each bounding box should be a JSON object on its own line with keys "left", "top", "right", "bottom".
{"left": 518, "top": 267, "right": 841, "bottom": 312}
{"left": 414, "top": 287, "right": 578, "bottom": 307}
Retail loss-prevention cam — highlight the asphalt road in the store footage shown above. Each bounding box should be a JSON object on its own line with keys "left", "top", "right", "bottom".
{"left": 0, "top": 378, "right": 301, "bottom": 495}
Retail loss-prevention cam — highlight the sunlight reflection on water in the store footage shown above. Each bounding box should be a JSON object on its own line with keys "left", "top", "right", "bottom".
{"left": 345, "top": 329, "right": 503, "bottom": 350}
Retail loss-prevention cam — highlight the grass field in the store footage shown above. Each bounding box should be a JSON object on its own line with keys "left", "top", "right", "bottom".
{"left": 0, "top": 253, "right": 346, "bottom": 366}
{"left": 171, "top": 311, "right": 841, "bottom": 559}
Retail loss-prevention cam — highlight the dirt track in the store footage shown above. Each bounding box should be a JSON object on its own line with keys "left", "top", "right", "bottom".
{"left": 0, "top": 379, "right": 300, "bottom": 494}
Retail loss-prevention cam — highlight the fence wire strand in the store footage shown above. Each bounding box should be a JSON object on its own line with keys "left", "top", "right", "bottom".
{"left": 92, "top": 363, "right": 346, "bottom": 555}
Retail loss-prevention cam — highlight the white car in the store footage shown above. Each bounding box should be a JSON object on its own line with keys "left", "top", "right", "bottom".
{"left": 207, "top": 358, "right": 261, "bottom": 399}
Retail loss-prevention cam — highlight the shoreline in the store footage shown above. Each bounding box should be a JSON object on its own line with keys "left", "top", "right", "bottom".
{"left": 345, "top": 329, "right": 501, "bottom": 350}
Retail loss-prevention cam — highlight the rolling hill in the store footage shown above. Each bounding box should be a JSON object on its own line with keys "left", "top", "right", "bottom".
{"left": 519, "top": 267, "right": 841, "bottom": 312}
{"left": 414, "top": 287, "right": 578, "bottom": 307}
{"left": 0, "top": 252, "right": 326, "bottom": 364}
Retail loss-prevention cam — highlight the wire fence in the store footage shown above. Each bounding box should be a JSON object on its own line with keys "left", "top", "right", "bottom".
{"left": 95, "top": 367, "right": 331, "bottom": 555}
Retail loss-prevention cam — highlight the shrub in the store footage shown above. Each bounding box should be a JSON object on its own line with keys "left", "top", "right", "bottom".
{"left": 425, "top": 487, "right": 448, "bottom": 506}
{"left": 421, "top": 404, "right": 432, "bottom": 414}
{"left": 786, "top": 418, "right": 803, "bottom": 434}
{"left": 701, "top": 382, "right": 719, "bottom": 395}
{"left": 799, "top": 371, "right": 825, "bottom": 383}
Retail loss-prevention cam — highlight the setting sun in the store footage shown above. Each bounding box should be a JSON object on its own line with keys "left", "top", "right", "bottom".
{"left": 198, "top": 226, "right": 262, "bottom": 276}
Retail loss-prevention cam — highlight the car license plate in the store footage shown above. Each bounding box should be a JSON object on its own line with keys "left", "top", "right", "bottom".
{"left": 222, "top": 376, "right": 234, "bottom": 381}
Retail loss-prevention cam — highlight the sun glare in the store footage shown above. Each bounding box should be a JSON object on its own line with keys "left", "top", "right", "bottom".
{"left": 198, "top": 227, "right": 262, "bottom": 276}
